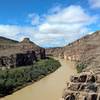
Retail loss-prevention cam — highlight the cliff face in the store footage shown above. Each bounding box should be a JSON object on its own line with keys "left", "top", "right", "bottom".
{"left": 64, "top": 31, "right": 100, "bottom": 69}
{"left": 46, "top": 31, "right": 100, "bottom": 69}
{"left": 45, "top": 31, "right": 100, "bottom": 100}
{"left": 62, "top": 71, "right": 100, "bottom": 100}
{"left": 62, "top": 31, "right": 100, "bottom": 100}
{"left": 46, "top": 47, "right": 64, "bottom": 58}
{"left": 0, "top": 37, "right": 46, "bottom": 69}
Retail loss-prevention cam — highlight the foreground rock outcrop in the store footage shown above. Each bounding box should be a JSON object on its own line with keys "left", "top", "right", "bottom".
{"left": 62, "top": 70, "right": 100, "bottom": 100}
{"left": 0, "top": 37, "right": 46, "bottom": 69}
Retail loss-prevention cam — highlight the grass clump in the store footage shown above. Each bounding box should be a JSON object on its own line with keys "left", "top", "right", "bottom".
{"left": 76, "top": 62, "right": 87, "bottom": 73}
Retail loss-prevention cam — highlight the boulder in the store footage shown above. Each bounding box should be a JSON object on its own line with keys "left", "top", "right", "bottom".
{"left": 67, "top": 83, "right": 80, "bottom": 91}
{"left": 84, "top": 83, "right": 97, "bottom": 92}
{"left": 79, "top": 74, "right": 87, "bottom": 82}
{"left": 64, "top": 93, "right": 76, "bottom": 100}
{"left": 87, "top": 75, "right": 96, "bottom": 83}
{"left": 88, "top": 94, "right": 98, "bottom": 100}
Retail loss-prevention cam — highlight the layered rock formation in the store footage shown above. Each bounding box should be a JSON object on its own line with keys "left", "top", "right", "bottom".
{"left": 62, "top": 31, "right": 100, "bottom": 100}
{"left": 46, "top": 31, "right": 100, "bottom": 70}
{"left": 45, "top": 31, "right": 100, "bottom": 100}
{"left": 0, "top": 37, "right": 46, "bottom": 69}
{"left": 62, "top": 70, "right": 100, "bottom": 100}
{"left": 46, "top": 47, "right": 64, "bottom": 58}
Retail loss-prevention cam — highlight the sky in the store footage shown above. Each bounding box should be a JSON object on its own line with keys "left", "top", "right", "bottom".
{"left": 0, "top": 0, "right": 100, "bottom": 47}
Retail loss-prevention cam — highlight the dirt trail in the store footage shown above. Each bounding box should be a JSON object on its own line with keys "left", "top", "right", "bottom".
{"left": 2, "top": 59, "right": 77, "bottom": 100}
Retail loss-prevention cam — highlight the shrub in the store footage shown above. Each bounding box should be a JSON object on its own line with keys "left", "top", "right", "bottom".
{"left": 0, "top": 58, "right": 61, "bottom": 97}
{"left": 76, "top": 62, "right": 87, "bottom": 73}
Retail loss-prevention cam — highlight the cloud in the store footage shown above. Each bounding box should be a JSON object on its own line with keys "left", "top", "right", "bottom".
{"left": 36, "top": 5, "right": 97, "bottom": 46}
{"left": 89, "top": 0, "right": 100, "bottom": 8}
{"left": 0, "top": 25, "right": 37, "bottom": 40}
{"left": 0, "top": 5, "right": 98, "bottom": 47}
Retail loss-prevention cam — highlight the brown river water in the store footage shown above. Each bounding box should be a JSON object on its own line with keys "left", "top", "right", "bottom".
{"left": 1, "top": 59, "right": 76, "bottom": 100}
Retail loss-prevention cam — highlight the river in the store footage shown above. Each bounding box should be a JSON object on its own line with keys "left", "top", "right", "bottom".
{"left": 2, "top": 59, "right": 76, "bottom": 100}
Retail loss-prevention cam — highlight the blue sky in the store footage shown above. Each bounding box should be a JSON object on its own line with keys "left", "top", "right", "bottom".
{"left": 0, "top": 0, "right": 100, "bottom": 47}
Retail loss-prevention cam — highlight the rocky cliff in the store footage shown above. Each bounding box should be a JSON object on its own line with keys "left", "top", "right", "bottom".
{"left": 62, "top": 31, "right": 100, "bottom": 100}
{"left": 46, "top": 47, "right": 64, "bottom": 58}
{"left": 0, "top": 37, "right": 46, "bottom": 69}
{"left": 46, "top": 31, "right": 100, "bottom": 69}
{"left": 45, "top": 30, "right": 100, "bottom": 100}
{"left": 63, "top": 31, "right": 100, "bottom": 70}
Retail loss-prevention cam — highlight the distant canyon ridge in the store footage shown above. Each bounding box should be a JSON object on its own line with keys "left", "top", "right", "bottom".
{"left": 0, "top": 37, "right": 45, "bottom": 69}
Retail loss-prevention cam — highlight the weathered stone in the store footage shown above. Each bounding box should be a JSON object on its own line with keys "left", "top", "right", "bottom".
{"left": 96, "top": 75, "right": 100, "bottom": 83}
{"left": 0, "top": 38, "right": 46, "bottom": 69}
{"left": 67, "top": 83, "right": 80, "bottom": 91}
{"left": 63, "top": 72, "right": 100, "bottom": 100}
{"left": 98, "top": 95, "right": 100, "bottom": 100}
{"left": 88, "top": 94, "right": 98, "bottom": 100}
{"left": 87, "top": 75, "right": 96, "bottom": 83}
{"left": 84, "top": 83, "right": 97, "bottom": 92}
{"left": 64, "top": 93, "right": 76, "bottom": 100}
{"left": 97, "top": 85, "right": 100, "bottom": 92}
{"left": 16, "top": 51, "right": 37, "bottom": 66}
{"left": 77, "top": 94, "right": 88, "bottom": 100}
{"left": 78, "top": 84, "right": 86, "bottom": 91}
{"left": 79, "top": 74, "right": 87, "bottom": 82}
{"left": 70, "top": 75, "right": 79, "bottom": 83}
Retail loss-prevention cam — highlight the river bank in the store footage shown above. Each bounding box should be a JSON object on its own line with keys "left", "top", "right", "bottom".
{"left": 3, "top": 58, "right": 77, "bottom": 100}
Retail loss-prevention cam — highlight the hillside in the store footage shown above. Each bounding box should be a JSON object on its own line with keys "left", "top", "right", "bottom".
{"left": 0, "top": 37, "right": 46, "bottom": 69}
{"left": 45, "top": 30, "right": 100, "bottom": 100}
{"left": 46, "top": 30, "right": 100, "bottom": 71}
{"left": 0, "top": 36, "right": 18, "bottom": 44}
{"left": 62, "top": 31, "right": 100, "bottom": 100}
{"left": 63, "top": 31, "right": 100, "bottom": 71}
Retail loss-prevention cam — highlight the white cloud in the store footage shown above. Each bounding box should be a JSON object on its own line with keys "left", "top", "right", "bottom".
{"left": 46, "top": 6, "right": 94, "bottom": 24}
{"left": 0, "top": 5, "right": 98, "bottom": 47}
{"left": 89, "top": 0, "right": 100, "bottom": 8}
{"left": 36, "top": 5, "right": 97, "bottom": 46}
{"left": 0, "top": 25, "right": 36, "bottom": 40}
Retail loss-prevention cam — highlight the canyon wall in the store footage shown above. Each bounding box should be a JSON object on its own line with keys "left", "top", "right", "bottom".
{"left": 45, "top": 31, "right": 100, "bottom": 100}
{"left": 62, "top": 31, "right": 100, "bottom": 100}
{"left": 0, "top": 38, "right": 46, "bottom": 69}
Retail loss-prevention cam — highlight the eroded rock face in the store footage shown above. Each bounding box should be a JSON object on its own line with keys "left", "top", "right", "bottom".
{"left": 62, "top": 31, "right": 100, "bottom": 100}
{"left": 62, "top": 71, "right": 100, "bottom": 100}
{"left": 0, "top": 38, "right": 46, "bottom": 69}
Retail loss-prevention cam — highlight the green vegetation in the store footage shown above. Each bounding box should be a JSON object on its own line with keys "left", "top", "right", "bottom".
{"left": 76, "top": 62, "right": 87, "bottom": 73}
{"left": 0, "top": 58, "right": 61, "bottom": 97}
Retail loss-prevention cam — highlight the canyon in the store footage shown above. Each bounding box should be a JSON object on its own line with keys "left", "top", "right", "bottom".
{"left": 0, "top": 30, "right": 100, "bottom": 100}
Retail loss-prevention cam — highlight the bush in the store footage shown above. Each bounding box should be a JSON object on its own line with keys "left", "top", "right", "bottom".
{"left": 76, "top": 62, "right": 87, "bottom": 73}
{"left": 0, "top": 58, "right": 61, "bottom": 97}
